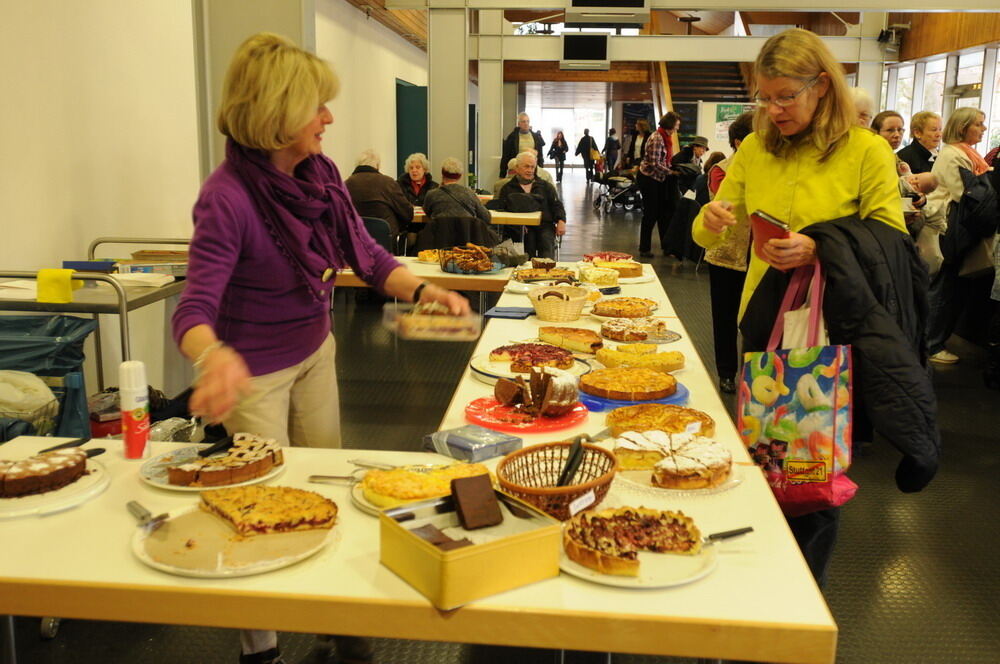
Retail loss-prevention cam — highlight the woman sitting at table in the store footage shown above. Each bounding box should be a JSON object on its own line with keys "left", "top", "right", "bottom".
{"left": 417, "top": 158, "right": 499, "bottom": 250}
{"left": 397, "top": 152, "right": 438, "bottom": 206}
{"left": 171, "top": 32, "right": 468, "bottom": 664}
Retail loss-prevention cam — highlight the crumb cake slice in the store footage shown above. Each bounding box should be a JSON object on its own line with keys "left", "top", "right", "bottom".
{"left": 200, "top": 485, "right": 338, "bottom": 536}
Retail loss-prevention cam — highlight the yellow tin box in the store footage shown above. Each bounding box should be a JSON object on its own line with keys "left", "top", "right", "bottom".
{"left": 379, "top": 490, "right": 561, "bottom": 610}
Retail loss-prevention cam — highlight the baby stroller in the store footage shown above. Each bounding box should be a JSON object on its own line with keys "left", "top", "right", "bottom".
{"left": 593, "top": 173, "right": 642, "bottom": 214}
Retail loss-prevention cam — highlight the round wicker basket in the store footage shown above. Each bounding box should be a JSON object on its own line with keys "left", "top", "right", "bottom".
{"left": 527, "top": 285, "right": 589, "bottom": 322}
{"left": 495, "top": 441, "right": 618, "bottom": 521}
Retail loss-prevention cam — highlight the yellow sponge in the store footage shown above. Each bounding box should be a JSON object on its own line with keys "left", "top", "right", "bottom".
{"left": 36, "top": 269, "right": 82, "bottom": 304}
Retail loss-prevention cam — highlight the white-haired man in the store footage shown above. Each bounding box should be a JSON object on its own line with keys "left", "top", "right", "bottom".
{"left": 501, "top": 113, "right": 545, "bottom": 179}
{"left": 345, "top": 149, "right": 414, "bottom": 238}
{"left": 497, "top": 152, "right": 566, "bottom": 259}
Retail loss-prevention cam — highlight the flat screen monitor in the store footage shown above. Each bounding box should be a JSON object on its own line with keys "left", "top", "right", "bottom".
{"left": 562, "top": 34, "right": 608, "bottom": 61}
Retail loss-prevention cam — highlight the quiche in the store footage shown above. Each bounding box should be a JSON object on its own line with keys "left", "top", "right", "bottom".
{"left": 489, "top": 343, "right": 574, "bottom": 373}
{"left": 538, "top": 326, "right": 604, "bottom": 354}
{"left": 606, "top": 404, "right": 716, "bottom": 437}
{"left": 361, "top": 463, "right": 490, "bottom": 508}
{"left": 592, "top": 297, "right": 657, "bottom": 318}
{"left": 199, "top": 486, "right": 338, "bottom": 536}
{"left": 596, "top": 348, "right": 684, "bottom": 374}
{"left": 563, "top": 506, "right": 703, "bottom": 576}
{"left": 580, "top": 367, "right": 676, "bottom": 401}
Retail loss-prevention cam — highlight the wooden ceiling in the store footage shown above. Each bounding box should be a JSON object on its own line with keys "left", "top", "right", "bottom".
{"left": 342, "top": 0, "right": 427, "bottom": 49}
{"left": 505, "top": 61, "right": 650, "bottom": 84}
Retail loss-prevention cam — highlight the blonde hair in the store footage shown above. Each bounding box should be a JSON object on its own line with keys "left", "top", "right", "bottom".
{"left": 217, "top": 33, "right": 339, "bottom": 151}
{"left": 910, "top": 110, "right": 941, "bottom": 138}
{"left": 943, "top": 107, "right": 984, "bottom": 145}
{"left": 752, "top": 29, "right": 855, "bottom": 162}
{"left": 404, "top": 153, "right": 430, "bottom": 172}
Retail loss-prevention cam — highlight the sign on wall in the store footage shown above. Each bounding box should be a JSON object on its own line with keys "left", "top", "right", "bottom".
{"left": 715, "top": 103, "right": 755, "bottom": 140}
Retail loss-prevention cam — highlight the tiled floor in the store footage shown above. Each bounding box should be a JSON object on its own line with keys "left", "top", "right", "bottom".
{"left": 9, "top": 169, "right": 1000, "bottom": 663}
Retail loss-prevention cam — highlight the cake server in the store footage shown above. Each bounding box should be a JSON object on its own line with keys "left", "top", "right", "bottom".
{"left": 85, "top": 447, "right": 106, "bottom": 458}
{"left": 197, "top": 435, "right": 234, "bottom": 458}
{"left": 127, "top": 501, "right": 170, "bottom": 533}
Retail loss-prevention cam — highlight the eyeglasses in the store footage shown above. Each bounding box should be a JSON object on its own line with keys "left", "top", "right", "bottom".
{"left": 754, "top": 77, "right": 819, "bottom": 109}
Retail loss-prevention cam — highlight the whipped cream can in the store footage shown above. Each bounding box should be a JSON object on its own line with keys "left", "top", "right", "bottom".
{"left": 120, "top": 360, "right": 150, "bottom": 459}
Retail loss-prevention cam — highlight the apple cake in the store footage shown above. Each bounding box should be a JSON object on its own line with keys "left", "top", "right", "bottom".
{"left": 489, "top": 343, "right": 574, "bottom": 373}
{"left": 611, "top": 431, "right": 732, "bottom": 489}
{"left": 606, "top": 404, "right": 716, "bottom": 437}
{"left": 600, "top": 317, "right": 670, "bottom": 342}
{"left": 580, "top": 367, "right": 676, "bottom": 401}
{"left": 360, "top": 463, "right": 490, "bottom": 508}
{"left": 592, "top": 297, "right": 657, "bottom": 318}
{"left": 592, "top": 260, "right": 643, "bottom": 279}
{"left": 538, "top": 326, "right": 604, "bottom": 354}
{"left": 563, "top": 506, "right": 703, "bottom": 576}
{"left": 199, "top": 485, "right": 338, "bottom": 536}
{"left": 596, "top": 347, "right": 684, "bottom": 374}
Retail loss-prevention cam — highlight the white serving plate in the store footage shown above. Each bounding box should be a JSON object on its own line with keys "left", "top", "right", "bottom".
{"left": 0, "top": 459, "right": 110, "bottom": 519}
{"left": 139, "top": 445, "right": 285, "bottom": 492}
{"left": 468, "top": 353, "right": 592, "bottom": 386}
{"left": 559, "top": 545, "right": 718, "bottom": 589}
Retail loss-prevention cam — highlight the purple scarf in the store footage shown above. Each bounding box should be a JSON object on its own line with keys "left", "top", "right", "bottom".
{"left": 225, "top": 138, "right": 352, "bottom": 302}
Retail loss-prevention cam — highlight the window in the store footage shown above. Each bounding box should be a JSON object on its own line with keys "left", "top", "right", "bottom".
{"left": 990, "top": 50, "right": 1000, "bottom": 152}
{"left": 895, "top": 64, "right": 915, "bottom": 122}
{"left": 956, "top": 51, "right": 984, "bottom": 86}
{"left": 921, "top": 59, "right": 946, "bottom": 115}
{"left": 881, "top": 69, "right": 889, "bottom": 110}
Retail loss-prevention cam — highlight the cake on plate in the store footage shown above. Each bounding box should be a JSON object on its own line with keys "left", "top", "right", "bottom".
{"left": 595, "top": 347, "right": 684, "bottom": 373}
{"left": 494, "top": 366, "right": 579, "bottom": 418}
{"left": 166, "top": 432, "right": 284, "bottom": 487}
{"left": 361, "top": 463, "right": 490, "bottom": 508}
{"left": 513, "top": 267, "right": 576, "bottom": 283}
{"left": 606, "top": 404, "right": 716, "bottom": 437}
{"left": 396, "top": 302, "right": 480, "bottom": 341}
{"left": 563, "top": 506, "right": 702, "bottom": 576}
{"left": 488, "top": 343, "right": 574, "bottom": 373}
{"left": 592, "top": 260, "right": 643, "bottom": 279}
{"left": 583, "top": 251, "right": 634, "bottom": 263}
{"left": 0, "top": 448, "right": 87, "bottom": 498}
{"left": 537, "top": 326, "right": 603, "bottom": 354}
{"left": 592, "top": 297, "right": 657, "bottom": 318}
{"left": 600, "top": 317, "right": 670, "bottom": 342}
{"left": 611, "top": 431, "right": 732, "bottom": 489}
{"left": 580, "top": 367, "right": 676, "bottom": 401}
{"left": 199, "top": 485, "right": 338, "bottom": 536}
{"left": 579, "top": 266, "right": 619, "bottom": 287}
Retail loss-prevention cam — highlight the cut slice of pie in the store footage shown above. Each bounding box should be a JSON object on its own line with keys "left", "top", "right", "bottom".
{"left": 537, "top": 326, "right": 604, "bottom": 354}
{"left": 199, "top": 485, "right": 338, "bottom": 536}
{"left": 563, "top": 506, "right": 703, "bottom": 576}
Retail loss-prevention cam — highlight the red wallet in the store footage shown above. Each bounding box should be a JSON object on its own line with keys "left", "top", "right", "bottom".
{"left": 750, "top": 210, "right": 790, "bottom": 260}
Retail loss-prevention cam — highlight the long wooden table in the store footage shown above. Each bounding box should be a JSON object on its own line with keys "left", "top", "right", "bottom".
{"left": 411, "top": 207, "right": 541, "bottom": 226}
{"left": 0, "top": 263, "right": 837, "bottom": 664}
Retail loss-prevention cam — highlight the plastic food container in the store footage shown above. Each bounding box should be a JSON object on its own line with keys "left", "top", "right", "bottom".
{"left": 382, "top": 303, "right": 482, "bottom": 341}
{"left": 423, "top": 425, "right": 522, "bottom": 462}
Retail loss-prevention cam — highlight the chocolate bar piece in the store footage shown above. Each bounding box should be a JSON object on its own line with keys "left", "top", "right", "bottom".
{"left": 410, "top": 524, "right": 453, "bottom": 546}
{"left": 437, "top": 538, "right": 474, "bottom": 551}
{"left": 450, "top": 474, "right": 503, "bottom": 530}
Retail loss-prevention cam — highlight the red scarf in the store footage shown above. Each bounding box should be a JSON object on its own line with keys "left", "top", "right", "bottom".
{"left": 409, "top": 176, "right": 424, "bottom": 197}
{"left": 957, "top": 143, "right": 990, "bottom": 176}
{"left": 657, "top": 127, "right": 674, "bottom": 165}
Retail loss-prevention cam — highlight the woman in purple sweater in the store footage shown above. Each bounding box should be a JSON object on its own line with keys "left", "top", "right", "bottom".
{"left": 172, "top": 33, "right": 467, "bottom": 664}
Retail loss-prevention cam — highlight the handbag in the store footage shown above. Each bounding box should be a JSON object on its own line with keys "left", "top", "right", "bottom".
{"left": 958, "top": 234, "right": 997, "bottom": 278}
{"left": 737, "top": 263, "right": 857, "bottom": 517}
{"left": 590, "top": 148, "right": 602, "bottom": 162}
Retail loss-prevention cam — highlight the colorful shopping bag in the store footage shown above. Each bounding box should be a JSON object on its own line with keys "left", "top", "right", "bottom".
{"left": 737, "top": 263, "right": 857, "bottom": 517}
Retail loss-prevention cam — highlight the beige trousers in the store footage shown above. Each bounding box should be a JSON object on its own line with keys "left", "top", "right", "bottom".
{"left": 224, "top": 334, "right": 341, "bottom": 448}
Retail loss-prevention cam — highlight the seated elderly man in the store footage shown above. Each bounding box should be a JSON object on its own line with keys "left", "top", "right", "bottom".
{"left": 424, "top": 158, "right": 492, "bottom": 225}
{"left": 345, "top": 149, "right": 413, "bottom": 237}
{"left": 497, "top": 152, "right": 566, "bottom": 259}
{"left": 493, "top": 151, "right": 554, "bottom": 197}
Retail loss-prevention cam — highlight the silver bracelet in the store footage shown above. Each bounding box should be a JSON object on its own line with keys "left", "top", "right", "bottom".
{"left": 193, "top": 341, "right": 225, "bottom": 371}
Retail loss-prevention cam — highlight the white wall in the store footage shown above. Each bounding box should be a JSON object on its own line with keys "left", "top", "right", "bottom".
{"left": 0, "top": 1, "right": 201, "bottom": 395}
{"left": 315, "top": 0, "right": 428, "bottom": 175}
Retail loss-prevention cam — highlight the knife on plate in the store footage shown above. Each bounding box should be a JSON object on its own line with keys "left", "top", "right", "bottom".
{"left": 39, "top": 437, "right": 91, "bottom": 453}
{"left": 703, "top": 526, "right": 754, "bottom": 545}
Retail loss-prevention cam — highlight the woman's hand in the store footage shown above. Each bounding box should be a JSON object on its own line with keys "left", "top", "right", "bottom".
{"left": 189, "top": 345, "right": 253, "bottom": 423}
{"left": 701, "top": 200, "right": 737, "bottom": 234}
{"left": 421, "top": 283, "right": 471, "bottom": 315}
{"left": 556, "top": 219, "right": 567, "bottom": 237}
{"left": 761, "top": 232, "right": 817, "bottom": 271}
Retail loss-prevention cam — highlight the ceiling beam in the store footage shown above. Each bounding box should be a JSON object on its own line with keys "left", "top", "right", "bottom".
{"left": 504, "top": 61, "right": 650, "bottom": 83}
{"left": 390, "top": 1, "right": 999, "bottom": 11}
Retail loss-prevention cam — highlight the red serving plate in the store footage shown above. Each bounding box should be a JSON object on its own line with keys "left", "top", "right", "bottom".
{"left": 465, "top": 398, "right": 589, "bottom": 433}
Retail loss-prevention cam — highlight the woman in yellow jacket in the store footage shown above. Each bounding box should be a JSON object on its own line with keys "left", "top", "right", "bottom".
{"left": 693, "top": 28, "right": 906, "bottom": 586}
{"left": 694, "top": 29, "right": 905, "bottom": 321}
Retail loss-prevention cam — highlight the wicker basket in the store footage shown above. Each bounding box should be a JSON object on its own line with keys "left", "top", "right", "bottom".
{"left": 527, "top": 285, "right": 590, "bottom": 322}
{"left": 495, "top": 441, "right": 619, "bottom": 521}
{"left": 0, "top": 398, "right": 59, "bottom": 436}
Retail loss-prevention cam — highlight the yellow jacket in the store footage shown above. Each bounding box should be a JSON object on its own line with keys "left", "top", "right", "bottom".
{"left": 693, "top": 126, "right": 906, "bottom": 319}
